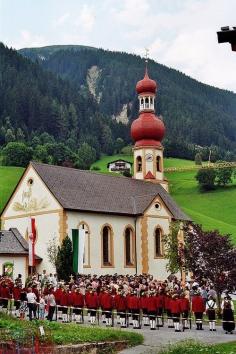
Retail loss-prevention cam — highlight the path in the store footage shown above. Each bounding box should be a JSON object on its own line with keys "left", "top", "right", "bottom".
{"left": 119, "top": 325, "right": 236, "bottom": 354}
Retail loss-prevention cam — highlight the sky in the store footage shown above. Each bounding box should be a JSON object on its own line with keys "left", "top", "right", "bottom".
{"left": 1, "top": 0, "right": 236, "bottom": 92}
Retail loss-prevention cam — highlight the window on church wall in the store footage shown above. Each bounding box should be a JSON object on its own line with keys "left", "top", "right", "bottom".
{"left": 124, "top": 227, "right": 134, "bottom": 266}
{"left": 78, "top": 222, "right": 90, "bottom": 266}
{"left": 154, "top": 228, "right": 163, "bottom": 257}
{"left": 156, "top": 156, "right": 161, "bottom": 172}
{"left": 102, "top": 225, "right": 113, "bottom": 266}
{"left": 136, "top": 156, "right": 142, "bottom": 172}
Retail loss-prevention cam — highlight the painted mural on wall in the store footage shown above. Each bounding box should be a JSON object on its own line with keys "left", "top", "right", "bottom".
{"left": 13, "top": 179, "right": 50, "bottom": 212}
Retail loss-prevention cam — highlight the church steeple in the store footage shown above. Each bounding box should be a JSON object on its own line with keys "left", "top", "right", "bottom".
{"left": 131, "top": 63, "right": 168, "bottom": 191}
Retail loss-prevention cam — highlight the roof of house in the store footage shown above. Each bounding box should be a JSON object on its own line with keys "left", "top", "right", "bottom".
{"left": 31, "top": 161, "right": 190, "bottom": 220}
{"left": 0, "top": 228, "right": 41, "bottom": 259}
{"left": 107, "top": 159, "right": 133, "bottom": 167}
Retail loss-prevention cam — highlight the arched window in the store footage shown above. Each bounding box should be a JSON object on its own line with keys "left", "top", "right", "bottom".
{"left": 154, "top": 228, "right": 163, "bottom": 257}
{"left": 124, "top": 227, "right": 135, "bottom": 266}
{"left": 156, "top": 156, "right": 161, "bottom": 172}
{"left": 136, "top": 156, "right": 142, "bottom": 172}
{"left": 101, "top": 225, "right": 113, "bottom": 266}
{"left": 145, "top": 97, "right": 149, "bottom": 108}
{"left": 78, "top": 222, "right": 90, "bottom": 267}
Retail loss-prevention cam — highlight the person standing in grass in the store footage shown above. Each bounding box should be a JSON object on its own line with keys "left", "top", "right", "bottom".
{"left": 221, "top": 295, "right": 235, "bottom": 334}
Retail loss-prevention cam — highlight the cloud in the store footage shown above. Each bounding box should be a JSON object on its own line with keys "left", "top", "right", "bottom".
{"left": 12, "top": 30, "right": 48, "bottom": 49}
{"left": 74, "top": 4, "right": 95, "bottom": 32}
{"left": 53, "top": 12, "right": 70, "bottom": 27}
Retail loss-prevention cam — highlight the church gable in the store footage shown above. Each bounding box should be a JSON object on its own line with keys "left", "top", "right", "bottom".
{"left": 144, "top": 196, "right": 172, "bottom": 219}
{"left": 2, "top": 164, "right": 62, "bottom": 219}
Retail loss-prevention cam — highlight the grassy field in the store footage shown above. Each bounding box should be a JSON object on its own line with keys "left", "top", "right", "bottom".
{"left": 158, "top": 340, "right": 236, "bottom": 354}
{"left": 0, "top": 157, "right": 236, "bottom": 243}
{"left": 0, "top": 312, "right": 143, "bottom": 347}
{"left": 0, "top": 166, "right": 24, "bottom": 213}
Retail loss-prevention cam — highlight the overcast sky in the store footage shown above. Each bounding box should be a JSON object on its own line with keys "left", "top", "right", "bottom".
{"left": 1, "top": 0, "right": 236, "bottom": 92}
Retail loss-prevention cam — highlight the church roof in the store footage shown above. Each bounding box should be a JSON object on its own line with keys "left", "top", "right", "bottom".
{"left": 0, "top": 228, "right": 41, "bottom": 259}
{"left": 31, "top": 161, "right": 190, "bottom": 220}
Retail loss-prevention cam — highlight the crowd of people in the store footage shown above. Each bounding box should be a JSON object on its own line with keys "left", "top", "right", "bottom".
{"left": 0, "top": 272, "right": 235, "bottom": 334}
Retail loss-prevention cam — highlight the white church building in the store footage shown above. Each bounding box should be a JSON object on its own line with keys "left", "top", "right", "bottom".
{"left": 1, "top": 67, "right": 189, "bottom": 283}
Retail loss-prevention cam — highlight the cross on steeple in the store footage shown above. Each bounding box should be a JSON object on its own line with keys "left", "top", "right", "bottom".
{"left": 145, "top": 48, "right": 149, "bottom": 63}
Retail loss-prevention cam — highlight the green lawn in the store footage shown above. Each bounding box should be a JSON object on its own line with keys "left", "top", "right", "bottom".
{"left": 0, "top": 166, "right": 24, "bottom": 213}
{"left": 158, "top": 340, "right": 236, "bottom": 354}
{"left": 0, "top": 312, "right": 143, "bottom": 347}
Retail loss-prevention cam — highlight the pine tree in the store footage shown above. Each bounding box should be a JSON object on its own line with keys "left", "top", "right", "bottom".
{"left": 55, "top": 236, "right": 74, "bottom": 281}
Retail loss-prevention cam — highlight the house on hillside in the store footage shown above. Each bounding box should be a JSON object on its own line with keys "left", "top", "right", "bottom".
{"left": 107, "top": 159, "right": 132, "bottom": 173}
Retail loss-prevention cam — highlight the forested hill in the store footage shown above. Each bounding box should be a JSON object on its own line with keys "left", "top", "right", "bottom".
{"left": 0, "top": 43, "right": 128, "bottom": 165}
{"left": 18, "top": 45, "right": 236, "bottom": 159}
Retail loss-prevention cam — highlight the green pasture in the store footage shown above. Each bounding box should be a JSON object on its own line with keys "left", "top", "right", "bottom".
{"left": 0, "top": 166, "right": 24, "bottom": 213}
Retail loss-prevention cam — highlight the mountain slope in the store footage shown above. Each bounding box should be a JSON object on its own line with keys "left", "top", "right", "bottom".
{"left": 19, "top": 45, "right": 236, "bottom": 158}
{"left": 0, "top": 43, "right": 128, "bottom": 160}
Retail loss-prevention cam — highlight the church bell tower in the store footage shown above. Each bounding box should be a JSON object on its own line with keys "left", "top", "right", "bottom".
{"left": 131, "top": 64, "right": 168, "bottom": 191}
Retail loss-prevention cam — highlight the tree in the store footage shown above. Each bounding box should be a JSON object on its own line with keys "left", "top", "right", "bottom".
{"left": 2, "top": 142, "right": 33, "bottom": 167}
{"left": 47, "top": 236, "right": 58, "bottom": 269}
{"left": 5, "top": 128, "right": 15, "bottom": 143}
{"left": 216, "top": 162, "right": 233, "bottom": 186}
{"left": 55, "top": 236, "right": 74, "bottom": 281}
{"left": 101, "top": 125, "right": 114, "bottom": 155}
{"left": 16, "top": 128, "right": 25, "bottom": 142}
{"left": 114, "top": 138, "right": 125, "bottom": 153}
{"left": 194, "top": 153, "right": 202, "bottom": 165}
{"left": 183, "top": 223, "right": 236, "bottom": 308}
{"left": 33, "top": 144, "right": 52, "bottom": 163}
{"left": 163, "top": 221, "right": 181, "bottom": 274}
{"left": 195, "top": 168, "right": 216, "bottom": 190}
{"left": 76, "top": 143, "right": 96, "bottom": 170}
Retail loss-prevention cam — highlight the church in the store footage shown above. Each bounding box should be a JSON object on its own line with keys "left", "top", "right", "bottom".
{"left": 0, "top": 66, "right": 189, "bottom": 283}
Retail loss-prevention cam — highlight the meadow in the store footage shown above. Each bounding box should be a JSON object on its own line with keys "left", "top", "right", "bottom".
{"left": 0, "top": 157, "right": 236, "bottom": 243}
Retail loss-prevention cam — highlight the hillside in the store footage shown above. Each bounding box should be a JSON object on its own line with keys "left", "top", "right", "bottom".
{"left": 0, "top": 43, "right": 127, "bottom": 165}
{"left": 0, "top": 166, "right": 24, "bottom": 214}
{"left": 19, "top": 45, "right": 236, "bottom": 159}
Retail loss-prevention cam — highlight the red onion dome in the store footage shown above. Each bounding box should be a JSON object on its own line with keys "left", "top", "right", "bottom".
{"left": 131, "top": 112, "right": 165, "bottom": 147}
{"left": 136, "top": 68, "right": 157, "bottom": 94}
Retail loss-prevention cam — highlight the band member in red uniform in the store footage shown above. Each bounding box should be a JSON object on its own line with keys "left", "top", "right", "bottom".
{"left": 72, "top": 287, "right": 84, "bottom": 323}
{"left": 115, "top": 289, "right": 127, "bottom": 328}
{"left": 165, "top": 291, "right": 174, "bottom": 328}
{"left": 127, "top": 290, "right": 140, "bottom": 329}
{"left": 100, "top": 288, "right": 114, "bottom": 327}
{"left": 0, "top": 282, "right": 11, "bottom": 308}
{"left": 170, "top": 294, "right": 182, "bottom": 332}
{"left": 179, "top": 292, "right": 190, "bottom": 329}
{"left": 156, "top": 290, "right": 164, "bottom": 327}
{"left": 60, "top": 287, "right": 69, "bottom": 323}
{"left": 192, "top": 291, "right": 205, "bottom": 330}
{"left": 140, "top": 290, "right": 149, "bottom": 326}
{"left": 85, "top": 288, "right": 99, "bottom": 325}
{"left": 98, "top": 287, "right": 106, "bottom": 323}
{"left": 12, "top": 283, "right": 22, "bottom": 316}
{"left": 147, "top": 291, "right": 157, "bottom": 330}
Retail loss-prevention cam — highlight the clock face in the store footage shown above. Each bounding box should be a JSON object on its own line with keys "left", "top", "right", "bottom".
{"left": 145, "top": 153, "right": 153, "bottom": 162}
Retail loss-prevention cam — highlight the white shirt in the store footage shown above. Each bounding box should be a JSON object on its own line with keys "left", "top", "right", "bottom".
{"left": 27, "top": 292, "right": 36, "bottom": 304}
